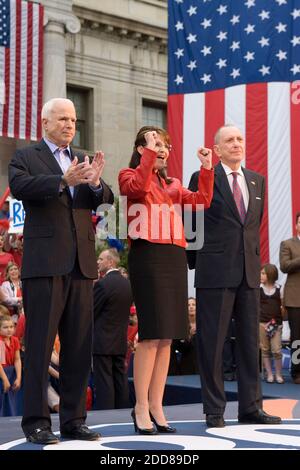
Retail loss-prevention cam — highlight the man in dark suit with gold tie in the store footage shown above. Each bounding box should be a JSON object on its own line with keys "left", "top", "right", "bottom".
{"left": 8, "top": 98, "right": 114, "bottom": 444}
{"left": 188, "top": 125, "right": 281, "bottom": 428}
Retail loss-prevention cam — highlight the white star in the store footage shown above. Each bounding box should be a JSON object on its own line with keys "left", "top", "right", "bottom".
{"left": 259, "top": 10, "right": 270, "bottom": 20}
{"left": 201, "top": 18, "right": 212, "bottom": 29}
{"left": 230, "top": 68, "right": 240, "bottom": 79}
{"left": 244, "top": 51, "right": 255, "bottom": 62}
{"left": 217, "top": 31, "right": 227, "bottom": 41}
{"left": 290, "top": 64, "right": 300, "bottom": 75}
{"left": 175, "top": 0, "right": 183, "bottom": 3}
{"left": 276, "top": 50, "right": 287, "bottom": 61}
{"left": 175, "top": 21, "right": 184, "bottom": 32}
{"left": 174, "top": 48, "right": 184, "bottom": 59}
{"left": 174, "top": 75, "right": 184, "bottom": 85}
{"left": 230, "top": 41, "right": 240, "bottom": 51}
{"left": 216, "top": 58, "right": 227, "bottom": 69}
{"left": 275, "top": 0, "right": 287, "bottom": 5}
{"left": 291, "top": 35, "right": 300, "bottom": 46}
{"left": 258, "top": 36, "right": 270, "bottom": 47}
{"left": 259, "top": 65, "right": 270, "bottom": 76}
{"left": 245, "top": 0, "right": 255, "bottom": 8}
{"left": 275, "top": 22, "right": 287, "bottom": 33}
{"left": 187, "top": 60, "right": 197, "bottom": 71}
{"left": 291, "top": 9, "right": 300, "bottom": 20}
{"left": 187, "top": 5, "right": 197, "bottom": 16}
{"left": 230, "top": 15, "right": 240, "bottom": 25}
{"left": 200, "top": 73, "right": 211, "bottom": 84}
{"left": 187, "top": 33, "right": 197, "bottom": 44}
{"left": 217, "top": 5, "right": 227, "bottom": 15}
{"left": 244, "top": 24, "right": 255, "bottom": 34}
{"left": 201, "top": 45, "right": 212, "bottom": 56}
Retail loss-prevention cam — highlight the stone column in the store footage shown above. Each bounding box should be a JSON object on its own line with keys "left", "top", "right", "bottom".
{"left": 42, "top": 0, "right": 80, "bottom": 102}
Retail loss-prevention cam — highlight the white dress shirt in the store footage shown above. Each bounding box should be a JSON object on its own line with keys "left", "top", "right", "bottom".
{"left": 221, "top": 162, "right": 249, "bottom": 211}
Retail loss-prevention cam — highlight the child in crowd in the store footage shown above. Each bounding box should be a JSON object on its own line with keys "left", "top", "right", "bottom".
{"left": 126, "top": 304, "right": 138, "bottom": 372}
{"left": 1, "top": 262, "right": 23, "bottom": 323}
{"left": 0, "top": 315, "right": 22, "bottom": 415}
{"left": 260, "top": 264, "right": 284, "bottom": 384}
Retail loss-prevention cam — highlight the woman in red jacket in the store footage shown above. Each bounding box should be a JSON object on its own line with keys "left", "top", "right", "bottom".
{"left": 119, "top": 126, "right": 214, "bottom": 435}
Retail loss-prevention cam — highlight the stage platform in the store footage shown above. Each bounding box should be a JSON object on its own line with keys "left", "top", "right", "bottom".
{"left": 1, "top": 373, "right": 300, "bottom": 451}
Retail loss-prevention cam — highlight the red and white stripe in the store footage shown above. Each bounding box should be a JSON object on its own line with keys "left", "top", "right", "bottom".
{"left": 0, "top": 0, "right": 43, "bottom": 141}
{"left": 168, "top": 82, "right": 300, "bottom": 266}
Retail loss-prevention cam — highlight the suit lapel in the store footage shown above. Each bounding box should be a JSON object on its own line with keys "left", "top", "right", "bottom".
{"left": 214, "top": 162, "right": 242, "bottom": 223}
{"left": 242, "top": 168, "right": 257, "bottom": 226}
{"left": 35, "top": 140, "right": 77, "bottom": 202}
{"left": 34, "top": 140, "right": 63, "bottom": 175}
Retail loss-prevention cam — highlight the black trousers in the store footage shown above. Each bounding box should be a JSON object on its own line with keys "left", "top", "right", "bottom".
{"left": 287, "top": 307, "right": 300, "bottom": 378}
{"left": 196, "top": 276, "right": 262, "bottom": 416}
{"left": 223, "top": 319, "right": 236, "bottom": 375}
{"left": 22, "top": 274, "right": 93, "bottom": 436}
{"left": 93, "top": 354, "right": 129, "bottom": 410}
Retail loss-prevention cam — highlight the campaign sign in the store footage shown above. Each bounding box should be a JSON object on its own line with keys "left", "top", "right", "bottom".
{"left": 9, "top": 199, "right": 25, "bottom": 234}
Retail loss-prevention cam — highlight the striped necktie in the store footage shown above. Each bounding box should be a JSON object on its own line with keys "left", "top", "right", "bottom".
{"left": 231, "top": 172, "right": 246, "bottom": 223}
{"left": 58, "top": 148, "right": 73, "bottom": 197}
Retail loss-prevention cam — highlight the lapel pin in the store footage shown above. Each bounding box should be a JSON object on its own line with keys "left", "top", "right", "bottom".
{"left": 251, "top": 181, "right": 256, "bottom": 185}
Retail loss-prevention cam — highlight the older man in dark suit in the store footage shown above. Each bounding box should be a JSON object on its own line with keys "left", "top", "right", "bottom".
{"left": 93, "top": 249, "right": 132, "bottom": 410}
{"left": 8, "top": 98, "right": 114, "bottom": 444}
{"left": 188, "top": 125, "right": 281, "bottom": 428}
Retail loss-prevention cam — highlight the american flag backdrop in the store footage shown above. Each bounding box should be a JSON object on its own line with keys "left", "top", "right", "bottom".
{"left": 167, "top": 0, "right": 300, "bottom": 266}
{"left": 0, "top": 0, "right": 44, "bottom": 141}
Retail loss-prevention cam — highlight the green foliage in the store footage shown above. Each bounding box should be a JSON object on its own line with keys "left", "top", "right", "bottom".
{"left": 95, "top": 196, "right": 129, "bottom": 270}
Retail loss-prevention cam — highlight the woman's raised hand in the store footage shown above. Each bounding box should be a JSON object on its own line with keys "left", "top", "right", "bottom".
{"left": 197, "top": 147, "right": 212, "bottom": 170}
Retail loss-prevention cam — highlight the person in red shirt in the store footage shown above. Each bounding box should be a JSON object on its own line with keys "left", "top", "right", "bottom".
{"left": 5, "top": 234, "right": 23, "bottom": 269}
{"left": 119, "top": 126, "right": 213, "bottom": 434}
{"left": 0, "top": 235, "right": 14, "bottom": 285}
{"left": 0, "top": 315, "right": 22, "bottom": 416}
{"left": 126, "top": 304, "right": 138, "bottom": 371}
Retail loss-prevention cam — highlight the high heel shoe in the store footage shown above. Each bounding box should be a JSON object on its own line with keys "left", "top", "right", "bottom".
{"left": 131, "top": 409, "right": 157, "bottom": 435}
{"left": 149, "top": 412, "right": 177, "bottom": 433}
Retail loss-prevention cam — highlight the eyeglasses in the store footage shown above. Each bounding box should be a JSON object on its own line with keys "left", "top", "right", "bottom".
{"left": 155, "top": 143, "right": 172, "bottom": 151}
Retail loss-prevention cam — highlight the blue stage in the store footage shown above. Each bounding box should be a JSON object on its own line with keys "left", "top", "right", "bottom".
{"left": 1, "top": 371, "right": 300, "bottom": 451}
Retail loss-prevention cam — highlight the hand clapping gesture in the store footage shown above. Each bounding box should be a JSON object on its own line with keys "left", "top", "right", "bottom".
{"left": 63, "top": 151, "right": 105, "bottom": 187}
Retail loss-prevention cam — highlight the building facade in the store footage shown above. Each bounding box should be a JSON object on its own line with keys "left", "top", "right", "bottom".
{"left": 0, "top": 0, "right": 168, "bottom": 193}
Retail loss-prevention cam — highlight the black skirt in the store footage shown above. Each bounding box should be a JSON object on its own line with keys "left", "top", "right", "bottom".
{"left": 128, "top": 240, "right": 189, "bottom": 340}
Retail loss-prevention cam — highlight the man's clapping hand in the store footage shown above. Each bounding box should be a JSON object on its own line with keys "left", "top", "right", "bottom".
{"left": 63, "top": 151, "right": 105, "bottom": 187}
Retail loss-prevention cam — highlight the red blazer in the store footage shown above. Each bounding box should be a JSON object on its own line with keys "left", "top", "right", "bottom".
{"left": 119, "top": 148, "right": 214, "bottom": 248}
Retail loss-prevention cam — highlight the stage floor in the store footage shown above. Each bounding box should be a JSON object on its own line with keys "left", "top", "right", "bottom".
{"left": 1, "top": 374, "right": 300, "bottom": 450}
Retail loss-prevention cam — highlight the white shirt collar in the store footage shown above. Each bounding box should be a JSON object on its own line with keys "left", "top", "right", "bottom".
{"left": 105, "top": 268, "right": 120, "bottom": 276}
{"left": 221, "top": 162, "right": 244, "bottom": 177}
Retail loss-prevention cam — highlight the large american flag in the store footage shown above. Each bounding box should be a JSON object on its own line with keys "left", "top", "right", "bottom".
{"left": 168, "top": 0, "right": 300, "bottom": 266}
{"left": 0, "top": 0, "right": 43, "bottom": 141}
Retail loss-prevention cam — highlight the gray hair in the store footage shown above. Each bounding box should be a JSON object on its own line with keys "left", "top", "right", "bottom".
{"left": 214, "top": 124, "right": 241, "bottom": 144}
{"left": 41, "top": 98, "right": 75, "bottom": 119}
{"left": 102, "top": 248, "right": 120, "bottom": 267}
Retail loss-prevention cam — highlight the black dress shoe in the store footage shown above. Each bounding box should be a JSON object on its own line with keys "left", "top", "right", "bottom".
{"left": 238, "top": 409, "right": 282, "bottom": 424}
{"left": 149, "top": 412, "right": 177, "bottom": 433}
{"left": 27, "top": 428, "right": 59, "bottom": 445}
{"left": 131, "top": 409, "right": 157, "bottom": 435}
{"left": 206, "top": 414, "right": 225, "bottom": 428}
{"left": 60, "top": 424, "right": 101, "bottom": 441}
